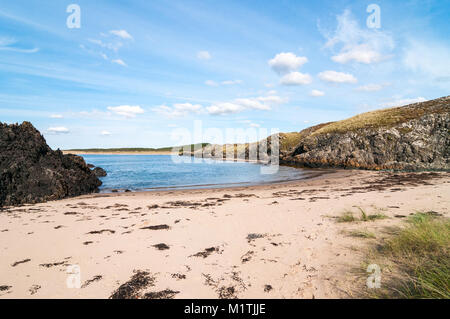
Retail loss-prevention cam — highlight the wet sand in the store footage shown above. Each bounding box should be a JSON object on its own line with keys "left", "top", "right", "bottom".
{"left": 0, "top": 170, "right": 448, "bottom": 299}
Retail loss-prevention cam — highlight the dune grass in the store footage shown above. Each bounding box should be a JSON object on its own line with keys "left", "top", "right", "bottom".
{"left": 338, "top": 211, "right": 357, "bottom": 223}
{"left": 366, "top": 212, "right": 449, "bottom": 299}
{"left": 311, "top": 96, "right": 449, "bottom": 136}
{"left": 338, "top": 207, "right": 387, "bottom": 223}
{"left": 349, "top": 230, "right": 376, "bottom": 239}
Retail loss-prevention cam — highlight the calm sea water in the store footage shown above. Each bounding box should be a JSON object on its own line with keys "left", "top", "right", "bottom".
{"left": 81, "top": 155, "right": 310, "bottom": 192}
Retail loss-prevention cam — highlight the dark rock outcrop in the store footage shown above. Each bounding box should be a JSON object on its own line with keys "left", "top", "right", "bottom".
{"left": 281, "top": 96, "right": 449, "bottom": 170}
{"left": 92, "top": 167, "right": 107, "bottom": 177}
{"left": 0, "top": 121, "right": 102, "bottom": 207}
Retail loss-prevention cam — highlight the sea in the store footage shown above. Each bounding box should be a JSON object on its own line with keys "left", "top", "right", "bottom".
{"left": 81, "top": 154, "right": 312, "bottom": 192}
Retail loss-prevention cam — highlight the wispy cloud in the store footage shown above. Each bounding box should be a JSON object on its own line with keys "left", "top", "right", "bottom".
{"left": 380, "top": 97, "right": 426, "bottom": 108}
{"left": 197, "top": 50, "right": 211, "bottom": 60}
{"left": 47, "top": 126, "right": 70, "bottom": 134}
{"left": 112, "top": 59, "right": 127, "bottom": 67}
{"left": 153, "top": 103, "right": 203, "bottom": 118}
{"left": 356, "top": 83, "right": 390, "bottom": 92}
{"left": 88, "top": 38, "right": 123, "bottom": 52}
{"left": 221, "top": 79, "right": 243, "bottom": 85}
{"left": 322, "top": 10, "right": 394, "bottom": 64}
{"left": 110, "top": 30, "right": 133, "bottom": 40}
{"left": 205, "top": 79, "right": 243, "bottom": 87}
{"left": 0, "top": 36, "right": 38, "bottom": 54}
{"left": 241, "top": 120, "right": 260, "bottom": 128}
{"left": 310, "top": 89, "right": 325, "bottom": 97}
{"left": 403, "top": 39, "right": 450, "bottom": 80}
{"left": 205, "top": 80, "right": 218, "bottom": 87}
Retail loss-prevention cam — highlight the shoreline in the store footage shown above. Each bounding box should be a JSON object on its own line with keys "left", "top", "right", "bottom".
{"left": 97, "top": 168, "right": 336, "bottom": 195}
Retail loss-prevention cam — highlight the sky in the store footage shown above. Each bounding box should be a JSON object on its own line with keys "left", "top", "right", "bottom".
{"left": 0, "top": 0, "right": 449, "bottom": 149}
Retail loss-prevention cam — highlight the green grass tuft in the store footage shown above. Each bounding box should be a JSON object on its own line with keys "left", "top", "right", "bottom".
{"left": 349, "top": 230, "right": 376, "bottom": 239}
{"left": 338, "top": 211, "right": 357, "bottom": 223}
{"left": 367, "top": 213, "right": 449, "bottom": 299}
{"left": 337, "top": 208, "right": 387, "bottom": 223}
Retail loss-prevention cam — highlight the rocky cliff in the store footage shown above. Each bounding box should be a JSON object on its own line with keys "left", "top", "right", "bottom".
{"left": 280, "top": 96, "right": 449, "bottom": 170}
{"left": 0, "top": 121, "right": 102, "bottom": 207}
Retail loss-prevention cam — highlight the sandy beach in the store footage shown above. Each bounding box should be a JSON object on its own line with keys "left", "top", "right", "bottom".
{"left": 0, "top": 169, "right": 448, "bottom": 299}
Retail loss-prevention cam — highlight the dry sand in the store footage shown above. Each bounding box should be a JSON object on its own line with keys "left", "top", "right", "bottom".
{"left": 0, "top": 170, "right": 448, "bottom": 299}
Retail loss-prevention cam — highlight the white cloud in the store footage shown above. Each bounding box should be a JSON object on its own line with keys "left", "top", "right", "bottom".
{"left": 110, "top": 30, "right": 133, "bottom": 40}
{"left": 380, "top": 97, "right": 426, "bottom": 108}
{"left": 280, "top": 72, "right": 312, "bottom": 85}
{"left": 310, "top": 89, "right": 325, "bottom": 97}
{"left": 249, "top": 123, "right": 260, "bottom": 128}
{"left": 205, "top": 80, "right": 218, "bottom": 87}
{"left": 318, "top": 70, "right": 357, "bottom": 84}
{"left": 107, "top": 105, "right": 144, "bottom": 118}
{"left": 206, "top": 79, "right": 242, "bottom": 87}
{"left": 153, "top": 103, "right": 203, "bottom": 117}
{"left": 331, "top": 44, "right": 384, "bottom": 64}
{"left": 197, "top": 51, "right": 211, "bottom": 60}
{"left": 234, "top": 98, "right": 270, "bottom": 110}
{"left": 101, "top": 130, "right": 112, "bottom": 136}
{"left": 269, "top": 52, "right": 308, "bottom": 75}
{"left": 77, "top": 110, "right": 110, "bottom": 118}
{"left": 258, "top": 95, "right": 286, "bottom": 104}
{"left": 50, "top": 114, "right": 63, "bottom": 119}
{"left": 356, "top": 83, "right": 389, "bottom": 92}
{"left": 112, "top": 59, "right": 127, "bottom": 66}
{"left": 47, "top": 127, "right": 69, "bottom": 134}
{"left": 323, "top": 10, "right": 394, "bottom": 64}
{"left": 206, "top": 95, "right": 286, "bottom": 115}
{"left": 207, "top": 102, "right": 243, "bottom": 115}
{"left": 221, "top": 79, "right": 243, "bottom": 85}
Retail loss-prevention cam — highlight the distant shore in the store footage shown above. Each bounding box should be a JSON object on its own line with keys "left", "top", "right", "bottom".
{"left": 62, "top": 150, "right": 177, "bottom": 156}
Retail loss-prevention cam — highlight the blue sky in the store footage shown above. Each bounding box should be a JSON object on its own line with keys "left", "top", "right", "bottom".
{"left": 0, "top": 0, "right": 449, "bottom": 149}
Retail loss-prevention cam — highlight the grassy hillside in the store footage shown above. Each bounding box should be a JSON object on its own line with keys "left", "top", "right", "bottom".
{"left": 312, "top": 96, "right": 449, "bottom": 136}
